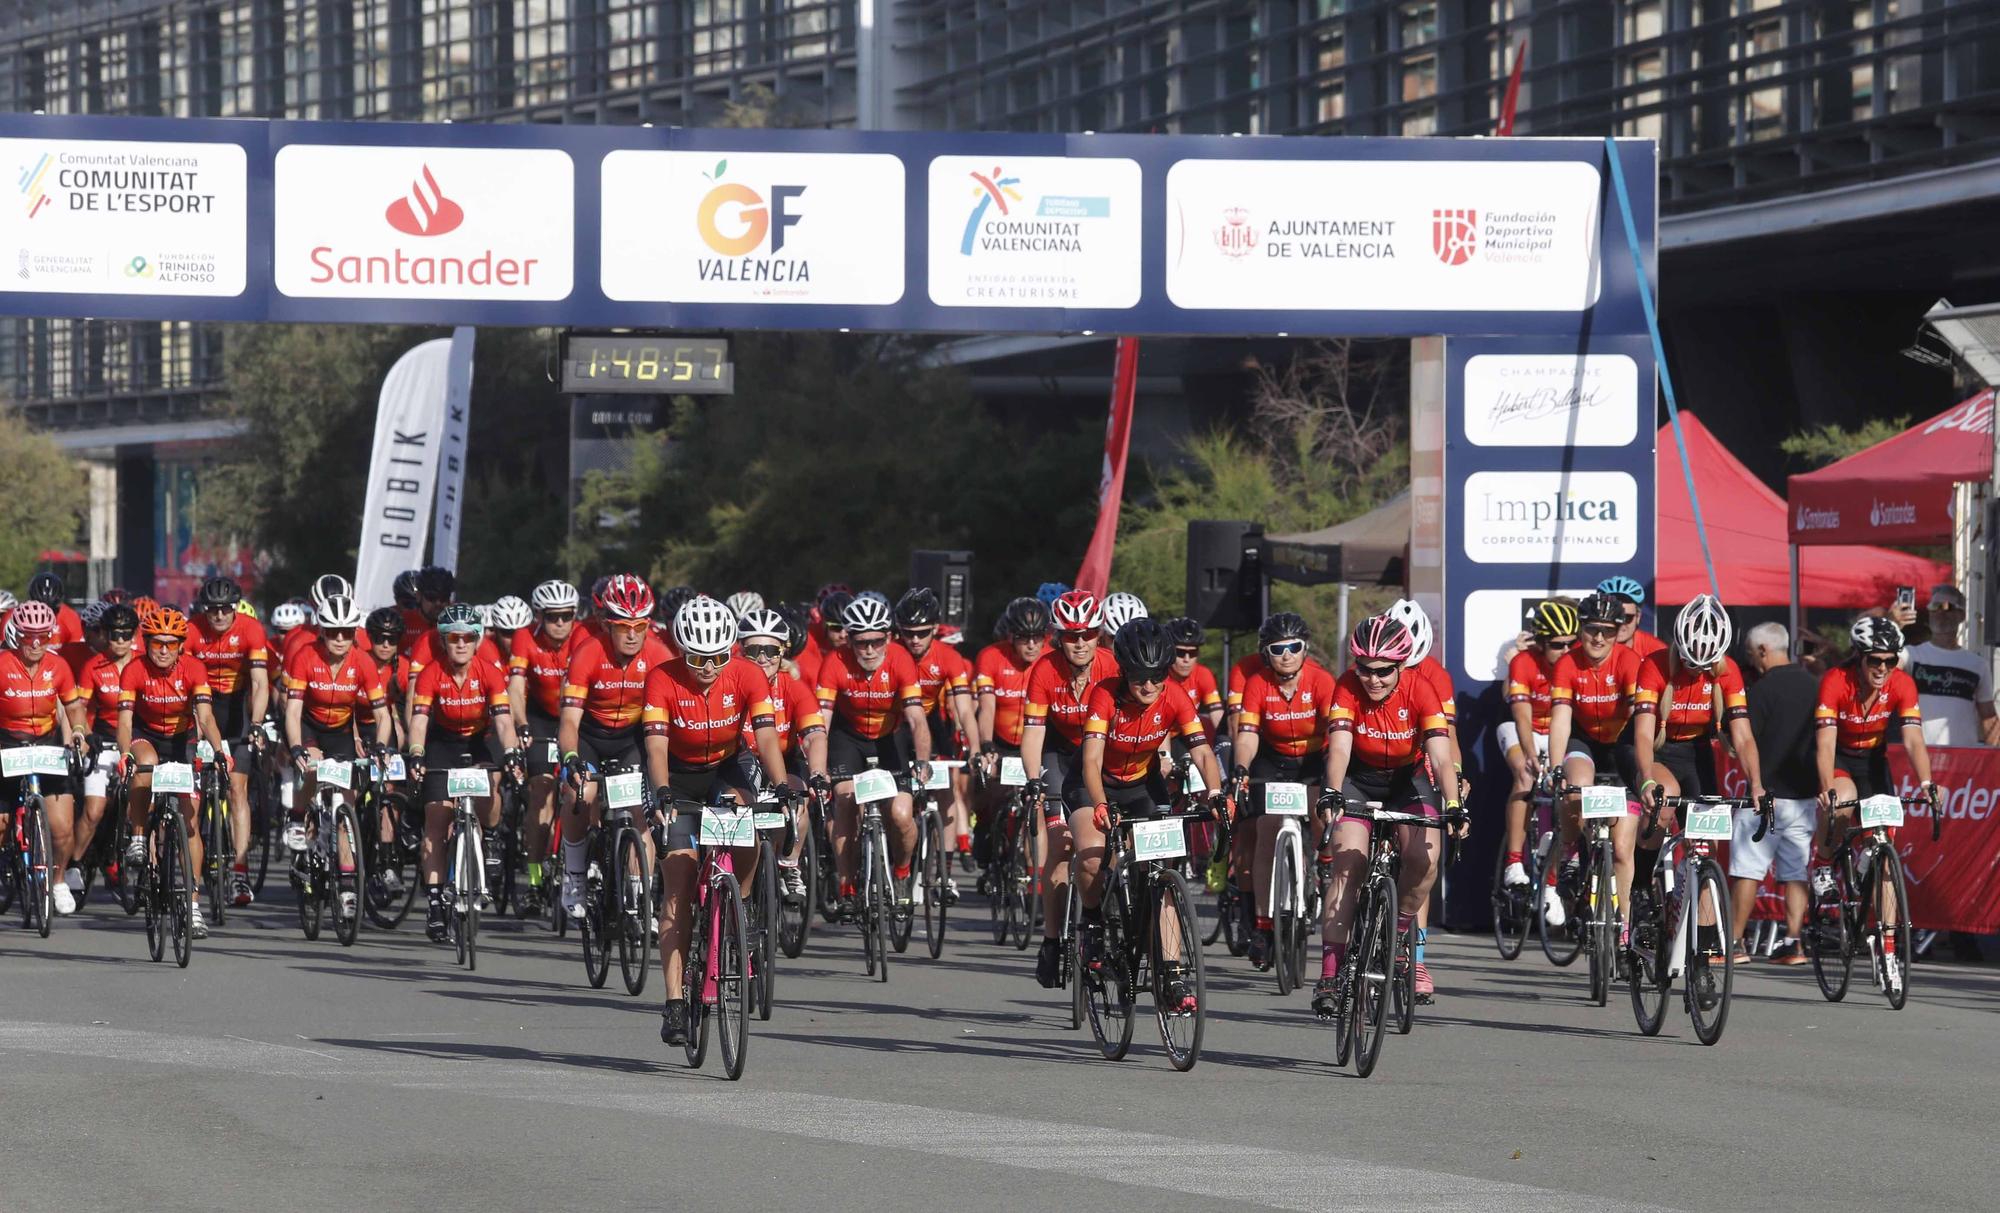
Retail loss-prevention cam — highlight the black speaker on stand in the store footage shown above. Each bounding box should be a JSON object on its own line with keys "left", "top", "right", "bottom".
{"left": 909, "top": 549, "right": 974, "bottom": 629}
{"left": 1185, "top": 520, "right": 1265, "bottom": 633}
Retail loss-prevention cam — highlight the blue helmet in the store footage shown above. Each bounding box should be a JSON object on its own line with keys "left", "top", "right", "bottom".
{"left": 1597, "top": 575, "right": 1646, "bottom": 606}
{"left": 1035, "top": 581, "right": 1070, "bottom": 606}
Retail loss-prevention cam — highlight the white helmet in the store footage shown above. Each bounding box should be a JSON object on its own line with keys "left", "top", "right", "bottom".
{"left": 0, "top": 590, "right": 15, "bottom": 614}
{"left": 1101, "top": 591, "right": 1149, "bottom": 636}
{"left": 841, "top": 595, "right": 894, "bottom": 634}
{"left": 725, "top": 590, "right": 765, "bottom": 618}
{"left": 531, "top": 579, "right": 579, "bottom": 612}
{"left": 737, "top": 608, "right": 790, "bottom": 643}
{"left": 1386, "top": 599, "right": 1434, "bottom": 666}
{"left": 674, "top": 595, "right": 738, "bottom": 657}
{"left": 1850, "top": 614, "right": 1904, "bottom": 656}
{"left": 317, "top": 594, "right": 364, "bottom": 630}
{"left": 271, "top": 601, "right": 309, "bottom": 632}
{"left": 1674, "top": 594, "right": 1733, "bottom": 668}
{"left": 310, "top": 574, "right": 354, "bottom": 618}
{"left": 491, "top": 595, "right": 533, "bottom": 631}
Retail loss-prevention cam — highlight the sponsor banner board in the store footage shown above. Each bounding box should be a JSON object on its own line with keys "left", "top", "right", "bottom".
{"left": 1462, "top": 354, "right": 1639, "bottom": 448}
{"left": 924, "top": 155, "right": 1141, "bottom": 309}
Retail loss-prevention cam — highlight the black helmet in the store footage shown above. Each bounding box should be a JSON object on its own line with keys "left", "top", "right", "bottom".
{"left": 775, "top": 603, "right": 813, "bottom": 660}
{"left": 1000, "top": 596, "right": 1050, "bottom": 640}
{"left": 1258, "top": 612, "right": 1311, "bottom": 647}
{"left": 1579, "top": 593, "right": 1625, "bottom": 627}
{"left": 1112, "top": 617, "right": 1173, "bottom": 682}
{"left": 27, "top": 571, "right": 63, "bottom": 606}
{"left": 819, "top": 591, "right": 855, "bottom": 628}
{"left": 895, "top": 587, "right": 941, "bottom": 629}
{"left": 416, "top": 565, "right": 456, "bottom": 600}
{"left": 392, "top": 570, "right": 423, "bottom": 611}
{"left": 1163, "top": 616, "right": 1205, "bottom": 649}
{"left": 196, "top": 576, "right": 242, "bottom": 610}
{"left": 102, "top": 603, "right": 139, "bottom": 637}
{"left": 658, "top": 585, "right": 697, "bottom": 626}
{"left": 365, "top": 606, "right": 407, "bottom": 645}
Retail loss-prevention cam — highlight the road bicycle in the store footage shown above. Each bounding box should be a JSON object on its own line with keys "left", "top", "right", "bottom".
{"left": 438, "top": 766, "right": 495, "bottom": 969}
{"left": 912, "top": 760, "right": 960, "bottom": 959}
{"left": 849, "top": 761, "right": 900, "bottom": 983}
{"left": 778, "top": 785, "right": 827, "bottom": 959}
{"left": 1811, "top": 791, "right": 1941, "bottom": 1010}
{"left": 570, "top": 759, "right": 654, "bottom": 995}
{"left": 981, "top": 756, "right": 1039, "bottom": 950}
{"left": 0, "top": 745, "right": 72, "bottom": 938}
{"left": 195, "top": 744, "right": 233, "bottom": 927}
{"left": 360, "top": 752, "right": 421, "bottom": 930}
{"left": 1543, "top": 778, "right": 1633, "bottom": 1006}
{"left": 1629, "top": 794, "right": 1759, "bottom": 1044}
{"left": 291, "top": 757, "right": 363, "bottom": 948}
{"left": 137, "top": 755, "right": 197, "bottom": 967}
{"left": 660, "top": 791, "right": 753, "bottom": 1081}
{"left": 1493, "top": 767, "right": 1557, "bottom": 960}
{"left": 1250, "top": 778, "right": 1322, "bottom": 996}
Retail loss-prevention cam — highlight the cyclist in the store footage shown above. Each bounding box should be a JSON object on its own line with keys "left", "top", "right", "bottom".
{"left": 279, "top": 574, "right": 353, "bottom": 665}
{"left": 1021, "top": 589, "right": 1119, "bottom": 988}
{"left": 358, "top": 606, "right": 412, "bottom": 904}
{"left": 118, "top": 605, "right": 230, "bottom": 936}
{"left": 1499, "top": 600, "right": 1578, "bottom": 888}
{"left": 894, "top": 588, "right": 978, "bottom": 868}
{"left": 27, "top": 571, "right": 87, "bottom": 647}
{"left": 508, "top": 579, "right": 582, "bottom": 917}
{"left": 2, "top": 602, "right": 90, "bottom": 916}
{"left": 282, "top": 594, "right": 392, "bottom": 922}
{"left": 1100, "top": 590, "right": 1149, "bottom": 640}
{"left": 1541, "top": 592, "right": 1644, "bottom": 936}
{"left": 406, "top": 603, "right": 523, "bottom": 940}
{"left": 1164, "top": 617, "right": 1224, "bottom": 738}
{"left": 737, "top": 607, "right": 828, "bottom": 898}
{"left": 1072, "top": 618, "right": 1225, "bottom": 1012}
{"left": 816, "top": 594, "right": 933, "bottom": 919}
{"left": 1310, "top": 615, "right": 1463, "bottom": 1018}
{"left": 973, "top": 597, "right": 1048, "bottom": 865}
{"left": 725, "top": 590, "right": 765, "bottom": 620}
{"left": 71, "top": 603, "right": 139, "bottom": 898}
{"left": 1813, "top": 616, "right": 1938, "bottom": 993}
{"left": 1632, "top": 593, "right": 1765, "bottom": 819}
{"left": 187, "top": 576, "right": 272, "bottom": 908}
{"left": 1383, "top": 598, "right": 1464, "bottom": 1001}
{"left": 555, "top": 574, "right": 667, "bottom": 920}
{"left": 644, "top": 596, "right": 792, "bottom": 1046}
{"left": 1600, "top": 575, "right": 1666, "bottom": 659}
{"left": 1231, "top": 611, "right": 1337, "bottom": 971}
{"left": 406, "top": 568, "right": 504, "bottom": 685}
{"left": 392, "top": 570, "right": 428, "bottom": 658}
{"left": 796, "top": 587, "right": 854, "bottom": 689}
{"left": 268, "top": 600, "right": 309, "bottom": 650}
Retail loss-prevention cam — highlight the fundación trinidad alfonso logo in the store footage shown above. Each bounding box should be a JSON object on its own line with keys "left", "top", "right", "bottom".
{"left": 959, "top": 166, "right": 1023, "bottom": 254}
{"left": 18, "top": 152, "right": 54, "bottom": 220}
{"left": 384, "top": 165, "right": 464, "bottom": 237}
{"left": 696, "top": 160, "right": 804, "bottom": 256}
{"left": 1214, "top": 208, "right": 1256, "bottom": 258}
{"left": 1432, "top": 208, "right": 1478, "bottom": 266}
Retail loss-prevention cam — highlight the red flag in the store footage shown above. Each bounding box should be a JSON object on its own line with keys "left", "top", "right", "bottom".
{"left": 1074, "top": 337, "right": 1140, "bottom": 597}
{"left": 1497, "top": 34, "right": 1528, "bottom": 136}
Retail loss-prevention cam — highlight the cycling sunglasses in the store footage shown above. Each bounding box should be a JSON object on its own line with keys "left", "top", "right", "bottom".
{"left": 107, "top": 630, "right": 137, "bottom": 643}
{"left": 685, "top": 651, "right": 729, "bottom": 670}
{"left": 1541, "top": 635, "right": 1579, "bottom": 648}
{"left": 1056, "top": 629, "right": 1096, "bottom": 644}
{"left": 741, "top": 643, "right": 782, "bottom": 661}
{"left": 1582, "top": 624, "right": 1619, "bottom": 639}
{"left": 539, "top": 610, "right": 576, "bottom": 623}
{"left": 895, "top": 627, "right": 936, "bottom": 642}
{"left": 1621, "top": 612, "right": 1640, "bottom": 625}
{"left": 1127, "top": 671, "right": 1169, "bottom": 688}
{"left": 1353, "top": 662, "right": 1399, "bottom": 679}
{"left": 850, "top": 634, "right": 889, "bottom": 651}
{"left": 1264, "top": 641, "right": 1306, "bottom": 656}
{"left": 1173, "top": 647, "right": 1201, "bottom": 659}
{"left": 606, "top": 618, "right": 650, "bottom": 633}
{"left": 1862, "top": 654, "right": 1898, "bottom": 669}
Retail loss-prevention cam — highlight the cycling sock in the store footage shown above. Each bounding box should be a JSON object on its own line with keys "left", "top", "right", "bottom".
{"left": 1415, "top": 927, "right": 1427, "bottom": 964}
{"left": 564, "top": 838, "right": 587, "bottom": 880}
{"left": 1882, "top": 932, "right": 1897, "bottom": 955}
{"left": 893, "top": 862, "right": 911, "bottom": 881}
{"left": 1320, "top": 943, "right": 1344, "bottom": 979}
{"left": 1506, "top": 850, "right": 1525, "bottom": 866}
{"left": 526, "top": 864, "right": 544, "bottom": 888}
{"left": 1255, "top": 915, "right": 1273, "bottom": 932}
{"left": 232, "top": 861, "right": 248, "bottom": 874}
{"left": 1396, "top": 912, "right": 1414, "bottom": 937}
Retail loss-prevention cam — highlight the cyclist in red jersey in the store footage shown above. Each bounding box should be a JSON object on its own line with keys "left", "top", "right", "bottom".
{"left": 738, "top": 608, "right": 829, "bottom": 900}
{"left": 118, "top": 605, "right": 229, "bottom": 936}
{"left": 1632, "top": 595, "right": 1764, "bottom": 812}
{"left": 1600, "top": 576, "right": 1668, "bottom": 659}
{"left": 972, "top": 597, "right": 1047, "bottom": 865}
{"left": 895, "top": 588, "right": 979, "bottom": 868}
{"left": 1310, "top": 615, "right": 1462, "bottom": 1020}
{"left": 1073, "top": 620, "right": 1225, "bottom": 1013}
{"left": 1021, "top": 590, "right": 1119, "bottom": 987}
{"left": 25, "top": 572, "right": 87, "bottom": 648}
{"left": 187, "top": 576, "right": 272, "bottom": 907}
{"left": 644, "top": 596, "right": 792, "bottom": 1047}
{"left": 816, "top": 594, "right": 932, "bottom": 921}
{"left": 555, "top": 574, "right": 668, "bottom": 921}
{"left": 0, "top": 601, "right": 91, "bottom": 917}
{"left": 1498, "top": 600, "right": 1578, "bottom": 888}
{"left": 1544, "top": 593, "right": 1646, "bottom": 936}
{"left": 1385, "top": 598, "right": 1464, "bottom": 1001}
{"left": 71, "top": 603, "right": 139, "bottom": 896}
{"left": 1230, "top": 612, "right": 1338, "bottom": 972}
{"left": 283, "top": 595, "right": 392, "bottom": 906}
{"left": 405, "top": 604, "right": 523, "bottom": 941}
{"left": 797, "top": 588, "right": 854, "bottom": 689}
{"left": 1163, "top": 617, "right": 1224, "bottom": 737}
{"left": 507, "top": 579, "right": 581, "bottom": 916}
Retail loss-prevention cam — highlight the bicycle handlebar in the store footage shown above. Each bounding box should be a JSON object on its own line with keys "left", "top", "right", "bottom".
{"left": 1827, "top": 791, "right": 1944, "bottom": 842}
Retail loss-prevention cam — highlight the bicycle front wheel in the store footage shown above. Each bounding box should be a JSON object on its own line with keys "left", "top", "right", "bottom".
{"left": 1809, "top": 852, "right": 1855, "bottom": 1002}
{"left": 1153, "top": 869, "right": 1205, "bottom": 1072}
{"left": 1586, "top": 843, "right": 1614, "bottom": 1007}
{"left": 166, "top": 809, "right": 193, "bottom": 968}
{"left": 780, "top": 826, "right": 813, "bottom": 959}
{"left": 752, "top": 840, "right": 776, "bottom": 1018}
{"left": 1082, "top": 884, "right": 1134, "bottom": 1062}
{"left": 205, "top": 794, "right": 229, "bottom": 927}
{"left": 711, "top": 869, "right": 751, "bottom": 1081}
{"left": 332, "top": 804, "right": 362, "bottom": 948}
{"left": 616, "top": 828, "right": 653, "bottom": 997}
{"left": 1271, "top": 841, "right": 1298, "bottom": 997}
{"left": 922, "top": 815, "right": 948, "bottom": 960}
{"left": 1351, "top": 877, "right": 1395, "bottom": 1078}
{"left": 1872, "top": 845, "right": 1912, "bottom": 1011}
{"left": 1492, "top": 841, "right": 1528, "bottom": 960}
{"left": 1684, "top": 855, "right": 1732, "bottom": 1044}
{"left": 1627, "top": 866, "right": 1670, "bottom": 1037}
{"left": 143, "top": 820, "right": 165, "bottom": 962}
{"left": 1392, "top": 918, "right": 1416, "bottom": 1035}
{"left": 579, "top": 841, "right": 612, "bottom": 988}
{"left": 23, "top": 800, "right": 53, "bottom": 937}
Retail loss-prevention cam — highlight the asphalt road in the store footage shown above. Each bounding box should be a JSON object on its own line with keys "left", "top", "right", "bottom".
{"left": 2, "top": 876, "right": 1994, "bottom": 1213}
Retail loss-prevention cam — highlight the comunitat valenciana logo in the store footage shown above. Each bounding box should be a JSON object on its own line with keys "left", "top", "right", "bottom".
{"left": 307, "top": 164, "right": 542, "bottom": 288}
{"left": 1432, "top": 208, "right": 1477, "bottom": 266}
{"left": 18, "top": 151, "right": 53, "bottom": 220}
{"left": 695, "top": 159, "right": 806, "bottom": 283}
{"left": 956, "top": 165, "right": 1101, "bottom": 256}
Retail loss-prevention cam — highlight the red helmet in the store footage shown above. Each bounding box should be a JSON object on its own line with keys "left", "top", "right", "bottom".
{"left": 1051, "top": 590, "right": 1103, "bottom": 632}
{"left": 10, "top": 601, "right": 56, "bottom": 641}
{"left": 599, "top": 574, "right": 655, "bottom": 621}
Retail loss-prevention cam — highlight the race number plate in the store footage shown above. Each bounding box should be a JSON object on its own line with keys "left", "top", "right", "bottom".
{"left": 853, "top": 768, "right": 898, "bottom": 804}
{"left": 316, "top": 760, "right": 353, "bottom": 790}
{"left": 1183, "top": 764, "right": 1207, "bottom": 795}
{"left": 923, "top": 761, "right": 962, "bottom": 792}
{"left": 603, "top": 772, "right": 645, "bottom": 811}
{"left": 753, "top": 811, "right": 787, "bottom": 831}
{"left": 446, "top": 768, "right": 488, "bottom": 799}
{"left": 545, "top": 741, "right": 560, "bottom": 765}
{"left": 0, "top": 746, "right": 68, "bottom": 777}
{"left": 1264, "top": 781, "right": 1310, "bottom": 817}
{"left": 195, "top": 739, "right": 215, "bottom": 763}
{"left": 1130, "top": 819, "right": 1187, "bottom": 862}
{"left": 1580, "top": 786, "right": 1626, "bottom": 819}
{"left": 998, "top": 757, "right": 1027, "bottom": 787}
{"left": 152, "top": 762, "right": 195, "bottom": 795}
{"left": 1684, "top": 802, "right": 1732, "bottom": 841}
{"left": 383, "top": 753, "right": 408, "bottom": 781}
{"left": 1858, "top": 795, "right": 1904, "bottom": 829}
{"left": 699, "top": 808, "right": 756, "bottom": 848}
{"left": 262, "top": 721, "right": 280, "bottom": 742}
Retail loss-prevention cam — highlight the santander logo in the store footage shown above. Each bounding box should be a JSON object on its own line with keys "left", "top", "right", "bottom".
{"left": 384, "top": 166, "right": 463, "bottom": 237}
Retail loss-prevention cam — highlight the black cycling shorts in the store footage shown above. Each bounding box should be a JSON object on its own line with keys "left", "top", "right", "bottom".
{"left": 1564, "top": 734, "right": 1640, "bottom": 790}
{"left": 575, "top": 723, "right": 644, "bottom": 777}
{"left": 523, "top": 707, "right": 562, "bottom": 778}
{"left": 131, "top": 726, "right": 194, "bottom": 765}
{"left": 418, "top": 733, "right": 492, "bottom": 803}
{"left": 827, "top": 727, "right": 911, "bottom": 782}
{"left": 305, "top": 720, "right": 358, "bottom": 762}
{"left": 1652, "top": 738, "right": 1714, "bottom": 800}
{"left": 1338, "top": 761, "right": 1437, "bottom": 819}
{"left": 1835, "top": 747, "right": 1891, "bottom": 802}
{"left": 1242, "top": 748, "right": 1317, "bottom": 820}
{"left": 1068, "top": 773, "right": 1173, "bottom": 820}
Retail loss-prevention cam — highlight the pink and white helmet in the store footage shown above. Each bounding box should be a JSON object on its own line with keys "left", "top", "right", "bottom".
{"left": 1349, "top": 614, "right": 1416, "bottom": 665}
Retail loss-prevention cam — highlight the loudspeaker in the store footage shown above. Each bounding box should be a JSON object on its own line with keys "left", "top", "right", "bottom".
{"left": 909, "top": 549, "right": 974, "bottom": 628}
{"left": 1185, "top": 520, "right": 1264, "bottom": 632}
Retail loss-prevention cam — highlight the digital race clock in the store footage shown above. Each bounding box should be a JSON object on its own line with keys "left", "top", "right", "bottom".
{"left": 560, "top": 333, "right": 734, "bottom": 394}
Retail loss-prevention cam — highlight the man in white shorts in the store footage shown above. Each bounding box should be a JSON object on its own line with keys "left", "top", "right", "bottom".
{"left": 1732, "top": 621, "right": 1818, "bottom": 963}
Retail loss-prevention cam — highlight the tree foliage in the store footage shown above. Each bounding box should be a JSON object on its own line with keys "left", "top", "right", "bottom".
{"left": 0, "top": 409, "right": 87, "bottom": 590}
{"left": 1780, "top": 415, "right": 1909, "bottom": 469}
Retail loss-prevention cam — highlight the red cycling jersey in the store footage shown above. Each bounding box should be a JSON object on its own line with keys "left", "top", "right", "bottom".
{"left": 899, "top": 641, "right": 972, "bottom": 717}
{"left": 407, "top": 629, "right": 506, "bottom": 680}
{"left": 795, "top": 639, "right": 829, "bottom": 691}
{"left": 1634, "top": 652, "right": 1749, "bottom": 742}
{"left": 357, "top": 651, "right": 405, "bottom": 729}
{"left": 1408, "top": 656, "right": 1458, "bottom": 724}
{"left": 1022, "top": 648, "right": 1120, "bottom": 750}
{"left": 1227, "top": 651, "right": 1328, "bottom": 711}
{"left": 78, "top": 652, "right": 133, "bottom": 734}
{"left": 410, "top": 656, "right": 511, "bottom": 740}
{"left": 560, "top": 634, "right": 672, "bottom": 734}
{"left": 749, "top": 670, "right": 826, "bottom": 756}
{"left": 1084, "top": 680, "right": 1204, "bottom": 785}
{"left": 974, "top": 643, "right": 1036, "bottom": 747}
{"left": 119, "top": 654, "right": 213, "bottom": 738}
{"left": 281, "top": 624, "right": 321, "bottom": 666}
{"left": 397, "top": 609, "right": 428, "bottom": 659}
{"left": 187, "top": 612, "right": 270, "bottom": 698}
{"left": 1168, "top": 663, "right": 1223, "bottom": 722}
{"left": 1329, "top": 669, "right": 1449, "bottom": 769}
{"left": 509, "top": 625, "right": 582, "bottom": 718}
{"left": 1550, "top": 647, "right": 1643, "bottom": 745}
{"left": 1236, "top": 664, "right": 1339, "bottom": 760}
{"left": 285, "top": 643, "right": 386, "bottom": 731}
{"left": 1504, "top": 649, "right": 1560, "bottom": 734}
{"left": 1625, "top": 628, "right": 1668, "bottom": 660}
{"left": 0, "top": 650, "right": 78, "bottom": 739}
{"left": 642, "top": 656, "right": 776, "bottom": 768}
{"left": 1815, "top": 664, "right": 1921, "bottom": 752}
{"left": 816, "top": 647, "right": 923, "bottom": 740}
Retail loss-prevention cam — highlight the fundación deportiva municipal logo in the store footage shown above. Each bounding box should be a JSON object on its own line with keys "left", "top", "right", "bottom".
{"left": 1432, "top": 208, "right": 1477, "bottom": 266}
{"left": 384, "top": 165, "right": 464, "bottom": 237}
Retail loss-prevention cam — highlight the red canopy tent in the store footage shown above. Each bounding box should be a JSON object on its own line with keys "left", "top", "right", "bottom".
{"left": 1658, "top": 412, "right": 1948, "bottom": 607}
{"left": 1786, "top": 389, "right": 1994, "bottom": 546}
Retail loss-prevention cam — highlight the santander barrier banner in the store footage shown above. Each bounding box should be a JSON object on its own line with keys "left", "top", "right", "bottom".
{"left": 1716, "top": 745, "right": 2000, "bottom": 935}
